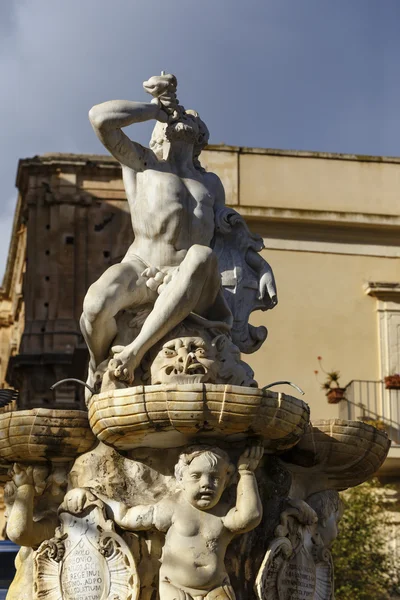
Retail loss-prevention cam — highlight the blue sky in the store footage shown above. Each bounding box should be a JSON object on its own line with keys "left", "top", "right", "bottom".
{"left": 1, "top": 0, "right": 399, "bottom": 278}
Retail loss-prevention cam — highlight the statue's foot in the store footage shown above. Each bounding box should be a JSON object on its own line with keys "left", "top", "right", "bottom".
{"left": 108, "top": 345, "right": 138, "bottom": 384}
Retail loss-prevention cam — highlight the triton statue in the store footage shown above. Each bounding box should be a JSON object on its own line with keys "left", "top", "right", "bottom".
{"left": 80, "top": 73, "right": 277, "bottom": 394}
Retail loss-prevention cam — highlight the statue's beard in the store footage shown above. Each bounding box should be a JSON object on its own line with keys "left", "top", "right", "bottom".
{"left": 165, "top": 121, "right": 197, "bottom": 144}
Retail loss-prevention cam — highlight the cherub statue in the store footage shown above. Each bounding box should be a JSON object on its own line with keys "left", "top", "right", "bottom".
{"left": 307, "top": 489, "right": 344, "bottom": 549}
{"left": 5, "top": 463, "right": 66, "bottom": 547}
{"left": 4, "top": 463, "right": 67, "bottom": 600}
{"left": 255, "top": 494, "right": 338, "bottom": 600}
{"left": 63, "top": 444, "right": 264, "bottom": 600}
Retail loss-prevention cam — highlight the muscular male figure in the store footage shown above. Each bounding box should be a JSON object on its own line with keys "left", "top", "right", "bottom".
{"left": 81, "top": 74, "right": 232, "bottom": 389}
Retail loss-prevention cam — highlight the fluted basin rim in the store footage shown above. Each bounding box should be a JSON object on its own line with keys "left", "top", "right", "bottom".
{"left": 89, "top": 383, "right": 310, "bottom": 450}
{"left": 0, "top": 408, "right": 96, "bottom": 464}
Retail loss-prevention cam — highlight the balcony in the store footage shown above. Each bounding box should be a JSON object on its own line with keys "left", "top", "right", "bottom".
{"left": 339, "top": 380, "right": 400, "bottom": 446}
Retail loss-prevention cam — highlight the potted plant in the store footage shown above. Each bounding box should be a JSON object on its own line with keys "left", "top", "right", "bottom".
{"left": 384, "top": 373, "right": 400, "bottom": 390}
{"left": 315, "top": 356, "right": 346, "bottom": 404}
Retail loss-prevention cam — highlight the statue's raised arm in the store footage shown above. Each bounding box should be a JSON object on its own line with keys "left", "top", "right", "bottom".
{"left": 88, "top": 73, "right": 178, "bottom": 171}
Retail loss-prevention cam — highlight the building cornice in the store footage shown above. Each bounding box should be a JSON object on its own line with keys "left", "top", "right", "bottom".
{"left": 239, "top": 206, "right": 400, "bottom": 230}
{"left": 16, "top": 143, "right": 400, "bottom": 179}
{"left": 205, "top": 145, "right": 400, "bottom": 164}
{"left": 364, "top": 282, "right": 400, "bottom": 299}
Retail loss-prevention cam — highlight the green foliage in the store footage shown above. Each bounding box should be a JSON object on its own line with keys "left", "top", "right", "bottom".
{"left": 332, "top": 479, "right": 399, "bottom": 600}
{"left": 315, "top": 357, "right": 342, "bottom": 391}
{"left": 327, "top": 370, "right": 340, "bottom": 383}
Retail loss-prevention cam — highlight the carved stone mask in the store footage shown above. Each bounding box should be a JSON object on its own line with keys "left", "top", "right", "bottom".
{"left": 150, "top": 336, "right": 218, "bottom": 385}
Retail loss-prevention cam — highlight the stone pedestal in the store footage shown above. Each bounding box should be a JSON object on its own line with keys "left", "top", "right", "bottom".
{"left": 0, "top": 393, "right": 390, "bottom": 600}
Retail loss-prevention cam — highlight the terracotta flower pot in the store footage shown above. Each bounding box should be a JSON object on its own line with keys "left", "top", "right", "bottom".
{"left": 326, "top": 387, "right": 346, "bottom": 404}
{"left": 384, "top": 375, "right": 400, "bottom": 390}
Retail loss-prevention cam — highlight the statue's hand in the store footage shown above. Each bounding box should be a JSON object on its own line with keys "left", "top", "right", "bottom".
{"left": 143, "top": 73, "right": 177, "bottom": 98}
{"left": 258, "top": 267, "right": 278, "bottom": 308}
{"left": 4, "top": 480, "right": 16, "bottom": 505}
{"left": 144, "top": 73, "right": 181, "bottom": 119}
{"left": 237, "top": 444, "right": 264, "bottom": 472}
{"left": 12, "top": 463, "right": 35, "bottom": 489}
{"left": 32, "top": 465, "right": 50, "bottom": 496}
{"left": 62, "top": 488, "right": 97, "bottom": 515}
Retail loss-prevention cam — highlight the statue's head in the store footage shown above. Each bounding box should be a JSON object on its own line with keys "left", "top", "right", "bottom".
{"left": 147, "top": 324, "right": 256, "bottom": 387}
{"left": 150, "top": 109, "right": 209, "bottom": 166}
{"left": 150, "top": 333, "right": 219, "bottom": 385}
{"left": 307, "top": 490, "right": 344, "bottom": 548}
{"left": 175, "top": 446, "right": 235, "bottom": 510}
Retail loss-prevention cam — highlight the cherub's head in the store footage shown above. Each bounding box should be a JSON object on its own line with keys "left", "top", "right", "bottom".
{"left": 175, "top": 446, "right": 235, "bottom": 511}
{"left": 307, "top": 490, "right": 344, "bottom": 548}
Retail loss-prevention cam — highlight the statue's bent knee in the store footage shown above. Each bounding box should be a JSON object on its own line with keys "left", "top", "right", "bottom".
{"left": 82, "top": 287, "right": 113, "bottom": 324}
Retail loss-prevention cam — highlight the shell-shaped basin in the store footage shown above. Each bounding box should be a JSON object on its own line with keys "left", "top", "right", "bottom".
{"left": 88, "top": 383, "right": 310, "bottom": 450}
{"left": 281, "top": 418, "right": 391, "bottom": 490}
{"left": 0, "top": 408, "right": 96, "bottom": 464}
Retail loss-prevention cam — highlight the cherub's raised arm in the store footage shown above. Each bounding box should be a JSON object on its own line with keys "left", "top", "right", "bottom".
{"left": 89, "top": 100, "right": 165, "bottom": 171}
{"left": 222, "top": 446, "right": 263, "bottom": 534}
{"left": 5, "top": 464, "right": 58, "bottom": 548}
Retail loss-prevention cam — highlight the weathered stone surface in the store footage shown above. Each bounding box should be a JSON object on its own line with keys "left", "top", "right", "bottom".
{"left": 34, "top": 500, "right": 139, "bottom": 600}
{"left": 3, "top": 462, "right": 68, "bottom": 599}
{"left": 99, "top": 319, "right": 257, "bottom": 392}
{"left": 61, "top": 443, "right": 263, "bottom": 600}
{"left": 0, "top": 408, "right": 95, "bottom": 463}
{"left": 255, "top": 494, "right": 341, "bottom": 600}
{"left": 88, "top": 383, "right": 310, "bottom": 450}
{"left": 280, "top": 419, "right": 391, "bottom": 497}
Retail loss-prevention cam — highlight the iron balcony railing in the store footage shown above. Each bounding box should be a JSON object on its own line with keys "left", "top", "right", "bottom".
{"left": 339, "top": 380, "right": 400, "bottom": 445}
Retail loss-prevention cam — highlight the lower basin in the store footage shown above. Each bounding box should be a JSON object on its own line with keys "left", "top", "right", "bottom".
{"left": 0, "top": 408, "right": 96, "bottom": 464}
{"left": 281, "top": 418, "right": 391, "bottom": 491}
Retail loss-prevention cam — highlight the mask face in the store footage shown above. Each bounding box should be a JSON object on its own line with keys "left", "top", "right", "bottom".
{"left": 150, "top": 336, "right": 218, "bottom": 385}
